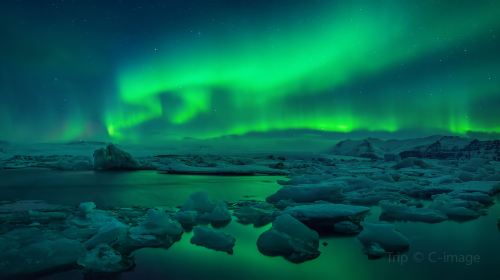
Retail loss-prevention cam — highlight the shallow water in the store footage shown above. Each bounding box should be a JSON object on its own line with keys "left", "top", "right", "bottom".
{"left": 1, "top": 169, "right": 499, "bottom": 280}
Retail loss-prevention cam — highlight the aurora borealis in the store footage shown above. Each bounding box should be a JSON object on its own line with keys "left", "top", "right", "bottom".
{"left": 1, "top": 0, "right": 500, "bottom": 143}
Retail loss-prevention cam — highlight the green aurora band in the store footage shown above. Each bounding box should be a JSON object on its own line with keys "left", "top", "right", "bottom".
{"left": 103, "top": 1, "right": 500, "bottom": 140}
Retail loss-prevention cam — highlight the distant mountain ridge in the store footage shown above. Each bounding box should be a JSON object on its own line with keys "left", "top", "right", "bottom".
{"left": 330, "top": 135, "right": 500, "bottom": 160}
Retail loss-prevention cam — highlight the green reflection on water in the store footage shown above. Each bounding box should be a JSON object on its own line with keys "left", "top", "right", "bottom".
{"left": 125, "top": 199, "right": 500, "bottom": 280}
{"left": 0, "top": 169, "right": 282, "bottom": 207}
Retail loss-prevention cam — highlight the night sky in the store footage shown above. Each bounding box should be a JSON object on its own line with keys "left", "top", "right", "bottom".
{"left": 1, "top": 0, "right": 500, "bottom": 143}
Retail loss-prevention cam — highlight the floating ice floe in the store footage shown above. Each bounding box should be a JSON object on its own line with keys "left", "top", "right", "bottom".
{"left": 266, "top": 182, "right": 345, "bottom": 205}
{"left": 283, "top": 202, "right": 369, "bottom": 234}
{"left": 379, "top": 200, "right": 448, "bottom": 223}
{"left": 257, "top": 214, "right": 320, "bottom": 263}
{"left": 0, "top": 228, "right": 85, "bottom": 278}
{"left": 78, "top": 244, "right": 133, "bottom": 273}
{"left": 128, "top": 208, "right": 183, "bottom": 248}
{"left": 190, "top": 226, "right": 236, "bottom": 254}
{"left": 84, "top": 220, "right": 128, "bottom": 249}
{"left": 177, "top": 191, "right": 232, "bottom": 227}
{"left": 429, "top": 194, "right": 483, "bottom": 221}
{"left": 233, "top": 200, "right": 278, "bottom": 227}
{"left": 357, "top": 222, "right": 409, "bottom": 259}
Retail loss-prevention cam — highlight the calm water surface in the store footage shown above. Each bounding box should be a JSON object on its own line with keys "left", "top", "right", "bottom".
{"left": 0, "top": 169, "right": 280, "bottom": 207}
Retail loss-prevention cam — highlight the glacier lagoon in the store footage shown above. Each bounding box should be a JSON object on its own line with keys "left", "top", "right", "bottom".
{"left": 0, "top": 168, "right": 499, "bottom": 280}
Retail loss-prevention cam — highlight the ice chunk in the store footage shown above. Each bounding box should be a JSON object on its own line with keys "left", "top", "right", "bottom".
{"left": 233, "top": 201, "right": 277, "bottom": 227}
{"left": 202, "top": 201, "right": 232, "bottom": 227}
{"left": 174, "top": 210, "right": 198, "bottom": 229}
{"left": 79, "top": 201, "right": 96, "bottom": 215}
{"left": 0, "top": 237, "right": 85, "bottom": 278}
{"left": 78, "top": 244, "right": 132, "bottom": 273}
{"left": 333, "top": 221, "right": 362, "bottom": 234}
{"left": 430, "top": 175, "right": 460, "bottom": 185}
{"left": 450, "top": 191, "right": 493, "bottom": 205}
{"left": 333, "top": 221, "right": 362, "bottom": 235}
{"left": 457, "top": 170, "right": 475, "bottom": 182}
{"left": 190, "top": 226, "right": 236, "bottom": 254}
{"left": 379, "top": 201, "right": 447, "bottom": 223}
{"left": 429, "top": 194, "right": 482, "bottom": 221}
{"left": 62, "top": 226, "right": 97, "bottom": 241}
{"left": 283, "top": 202, "right": 369, "bottom": 233}
{"left": 266, "top": 183, "right": 345, "bottom": 204}
{"left": 93, "top": 144, "right": 139, "bottom": 170}
{"left": 178, "top": 192, "right": 231, "bottom": 227}
{"left": 460, "top": 158, "right": 489, "bottom": 173}
{"left": 393, "top": 157, "right": 431, "bottom": 169}
{"left": 67, "top": 204, "right": 119, "bottom": 228}
{"left": 284, "top": 203, "right": 369, "bottom": 221}
{"left": 84, "top": 220, "right": 128, "bottom": 249}
{"left": 257, "top": 214, "right": 320, "bottom": 263}
{"left": 370, "top": 172, "right": 395, "bottom": 183}
{"left": 357, "top": 222, "right": 409, "bottom": 257}
{"left": 130, "top": 209, "right": 183, "bottom": 236}
{"left": 364, "top": 243, "right": 386, "bottom": 259}
{"left": 128, "top": 209, "right": 183, "bottom": 249}
{"left": 181, "top": 191, "right": 215, "bottom": 213}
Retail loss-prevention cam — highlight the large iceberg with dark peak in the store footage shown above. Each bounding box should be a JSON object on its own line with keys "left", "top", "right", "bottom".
{"left": 93, "top": 144, "right": 140, "bottom": 170}
{"left": 329, "top": 138, "right": 384, "bottom": 159}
